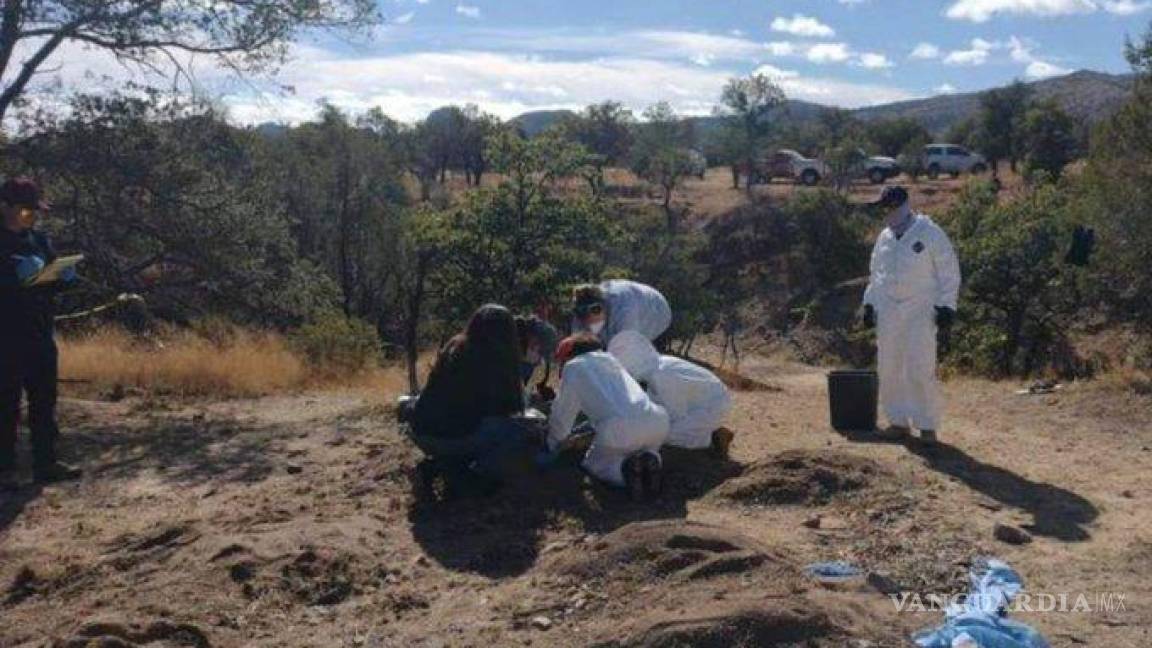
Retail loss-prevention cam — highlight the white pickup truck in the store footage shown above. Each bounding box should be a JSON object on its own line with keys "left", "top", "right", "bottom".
{"left": 755, "top": 149, "right": 901, "bottom": 186}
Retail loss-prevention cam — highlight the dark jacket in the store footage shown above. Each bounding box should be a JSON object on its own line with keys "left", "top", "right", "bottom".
{"left": 412, "top": 335, "right": 523, "bottom": 438}
{"left": 0, "top": 228, "right": 60, "bottom": 347}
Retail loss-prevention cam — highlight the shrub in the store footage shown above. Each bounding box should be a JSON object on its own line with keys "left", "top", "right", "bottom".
{"left": 290, "top": 313, "right": 382, "bottom": 378}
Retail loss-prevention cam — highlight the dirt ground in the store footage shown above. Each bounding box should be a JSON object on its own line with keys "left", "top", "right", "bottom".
{"left": 2, "top": 345, "right": 1148, "bottom": 647}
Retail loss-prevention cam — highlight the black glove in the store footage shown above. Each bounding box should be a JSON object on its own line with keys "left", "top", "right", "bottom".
{"left": 860, "top": 304, "right": 876, "bottom": 329}
{"left": 935, "top": 306, "right": 956, "bottom": 329}
{"left": 535, "top": 383, "right": 556, "bottom": 402}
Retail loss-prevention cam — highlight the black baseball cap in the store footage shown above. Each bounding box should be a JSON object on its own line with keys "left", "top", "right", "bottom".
{"left": 0, "top": 177, "right": 50, "bottom": 210}
{"left": 870, "top": 185, "right": 909, "bottom": 209}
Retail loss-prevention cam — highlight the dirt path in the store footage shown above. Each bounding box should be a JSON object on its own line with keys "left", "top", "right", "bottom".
{"left": 1, "top": 359, "right": 1149, "bottom": 647}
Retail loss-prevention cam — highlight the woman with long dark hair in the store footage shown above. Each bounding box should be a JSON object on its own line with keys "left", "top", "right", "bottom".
{"left": 411, "top": 304, "right": 528, "bottom": 494}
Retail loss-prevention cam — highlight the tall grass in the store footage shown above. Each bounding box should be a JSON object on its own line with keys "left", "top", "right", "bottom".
{"left": 58, "top": 325, "right": 411, "bottom": 399}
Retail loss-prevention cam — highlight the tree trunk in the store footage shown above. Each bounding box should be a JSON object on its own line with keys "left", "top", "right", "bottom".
{"left": 405, "top": 253, "right": 429, "bottom": 394}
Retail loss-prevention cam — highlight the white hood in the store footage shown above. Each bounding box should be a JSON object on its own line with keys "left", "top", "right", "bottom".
{"left": 608, "top": 330, "right": 661, "bottom": 382}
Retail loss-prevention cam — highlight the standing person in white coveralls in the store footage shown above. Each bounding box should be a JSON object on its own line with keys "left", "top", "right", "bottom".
{"left": 608, "top": 331, "right": 735, "bottom": 458}
{"left": 860, "top": 186, "right": 961, "bottom": 445}
{"left": 571, "top": 280, "right": 672, "bottom": 350}
{"left": 547, "top": 334, "right": 669, "bottom": 500}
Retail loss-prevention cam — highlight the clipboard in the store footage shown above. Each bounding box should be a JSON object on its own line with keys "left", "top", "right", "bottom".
{"left": 26, "top": 254, "right": 84, "bottom": 286}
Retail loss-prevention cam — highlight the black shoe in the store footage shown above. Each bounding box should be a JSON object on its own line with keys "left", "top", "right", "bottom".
{"left": 622, "top": 454, "right": 646, "bottom": 502}
{"left": 639, "top": 453, "right": 662, "bottom": 499}
{"left": 710, "top": 428, "right": 735, "bottom": 459}
{"left": 33, "top": 462, "right": 82, "bottom": 484}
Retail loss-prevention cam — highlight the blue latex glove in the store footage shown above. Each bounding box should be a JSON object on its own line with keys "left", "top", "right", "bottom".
{"left": 60, "top": 265, "right": 78, "bottom": 283}
{"left": 12, "top": 255, "right": 45, "bottom": 283}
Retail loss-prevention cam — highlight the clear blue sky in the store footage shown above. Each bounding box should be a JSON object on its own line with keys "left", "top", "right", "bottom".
{"left": 37, "top": 0, "right": 1152, "bottom": 123}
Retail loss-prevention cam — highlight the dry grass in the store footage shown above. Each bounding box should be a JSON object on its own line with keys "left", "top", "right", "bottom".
{"left": 58, "top": 326, "right": 414, "bottom": 400}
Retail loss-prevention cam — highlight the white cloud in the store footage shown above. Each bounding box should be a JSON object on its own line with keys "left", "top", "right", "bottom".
{"left": 1026, "top": 60, "right": 1072, "bottom": 77}
{"left": 766, "top": 41, "right": 797, "bottom": 56}
{"left": 1101, "top": 0, "right": 1152, "bottom": 13}
{"left": 771, "top": 14, "right": 836, "bottom": 38}
{"left": 857, "top": 52, "right": 894, "bottom": 69}
{"left": 393, "top": 11, "right": 415, "bottom": 24}
{"left": 910, "top": 42, "right": 941, "bottom": 59}
{"left": 945, "top": 0, "right": 1141, "bottom": 21}
{"left": 455, "top": 4, "right": 480, "bottom": 19}
{"left": 1006, "top": 36, "right": 1072, "bottom": 77}
{"left": 12, "top": 27, "right": 915, "bottom": 126}
{"left": 936, "top": 83, "right": 958, "bottom": 94}
{"left": 807, "top": 42, "right": 851, "bottom": 63}
{"left": 944, "top": 38, "right": 996, "bottom": 65}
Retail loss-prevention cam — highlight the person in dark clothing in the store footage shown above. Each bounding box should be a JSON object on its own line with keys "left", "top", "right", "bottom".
{"left": 515, "top": 314, "right": 559, "bottom": 401}
{"left": 0, "top": 177, "right": 82, "bottom": 484}
{"left": 410, "top": 304, "right": 530, "bottom": 494}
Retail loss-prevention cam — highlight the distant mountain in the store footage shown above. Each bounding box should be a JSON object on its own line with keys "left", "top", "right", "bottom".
{"left": 852, "top": 70, "right": 1133, "bottom": 134}
{"left": 510, "top": 109, "right": 576, "bottom": 137}
{"left": 509, "top": 69, "right": 1135, "bottom": 141}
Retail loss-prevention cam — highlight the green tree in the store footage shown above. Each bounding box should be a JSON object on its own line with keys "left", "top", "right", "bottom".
{"left": 10, "top": 92, "right": 339, "bottom": 326}
{"left": 0, "top": 0, "right": 377, "bottom": 123}
{"left": 1021, "top": 101, "right": 1078, "bottom": 180}
{"left": 558, "top": 101, "right": 635, "bottom": 165}
{"left": 1072, "top": 20, "right": 1152, "bottom": 325}
{"left": 630, "top": 102, "right": 695, "bottom": 229}
{"left": 865, "top": 117, "right": 930, "bottom": 157}
{"left": 260, "top": 103, "right": 409, "bottom": 323}
{"left": 974, "top": 81, "right": 1032, "bottom": 174}
{"left": 942, "top": 182, "right": 1082, "bottom": 376}
{"left": 718, "top": 74, "right": 786, "bottom": 191}
{"left": 414, "top": 131, "right": 618, "bottom": 334}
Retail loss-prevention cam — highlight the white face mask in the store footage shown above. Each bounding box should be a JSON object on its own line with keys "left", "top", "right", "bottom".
{"left": 588, "top": 321, "right": 605, "bottom": 335}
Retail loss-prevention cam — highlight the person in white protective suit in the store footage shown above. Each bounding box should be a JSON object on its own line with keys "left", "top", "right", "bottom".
{"left": 547, "top": 334, "right": 670, "bottom": 500}
{"left": 861, "top": 186, "right": 961, "bottom": 444}
{"left": 607, "top": 331, "right": 735, "bottom": 457}
{"left": 571, "top": 280, "right": 672, "bottom": 348}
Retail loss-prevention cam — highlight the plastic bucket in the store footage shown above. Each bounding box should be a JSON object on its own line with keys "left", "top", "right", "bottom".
{"left": 827, "top": 370, "right": 878, "bottom": 431}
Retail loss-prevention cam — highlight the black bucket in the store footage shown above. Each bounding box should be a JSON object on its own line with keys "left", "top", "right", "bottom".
{"left": 827, "top": 370, "right": 878, "bottom": 432}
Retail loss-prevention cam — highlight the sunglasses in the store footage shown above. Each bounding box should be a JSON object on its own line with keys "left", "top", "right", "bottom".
{"left": 574, "top": 303, "right": 604, "bottom": 317}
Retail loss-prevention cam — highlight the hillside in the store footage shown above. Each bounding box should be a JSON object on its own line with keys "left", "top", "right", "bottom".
{"left": 511, "top": 69, "right": 1134, "bottom": 140}
{"left": 853, "top": 69, "right": 1134, "bottom": 133}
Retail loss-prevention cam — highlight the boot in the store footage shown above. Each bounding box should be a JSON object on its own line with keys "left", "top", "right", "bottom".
{"left": 622, "top": 454, "right": 646, "bottom": 502}
{"left": 710, "top": 427, "right": 735, "bottom": 459}
{"left": 639, "top": 452, "right": 662, "bottom": 499}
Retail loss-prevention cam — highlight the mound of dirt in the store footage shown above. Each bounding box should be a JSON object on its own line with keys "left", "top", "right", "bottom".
{"left": 546, "top": 520, "right": 792, "bottom": 585}
{"left": 534, "top": 520, "right": 901, "bottom": 647}
{"left": 713, "top": 449, "right": 891, "bottom": 507}
{"left": 600, "top": 606, "right": 840, "bottom": 648}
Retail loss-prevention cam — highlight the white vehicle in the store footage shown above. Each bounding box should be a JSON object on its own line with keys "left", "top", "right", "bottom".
{"left": 763, "top": 149, "right": 828, "bottom": 186}
{"left": 922, "top": 144, "right": 988, "bottom": 179}
{"left": 758, "top": 149, "right": 900, "bottom": 186}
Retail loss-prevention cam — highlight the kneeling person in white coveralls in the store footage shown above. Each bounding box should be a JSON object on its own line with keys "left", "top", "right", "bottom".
{"left": 548, "top": 334, "right": 669, "bottom": 499}
{"left": 608, "top": 331, "right": 735, "bottom": 458}
{"left": 861, "top": 186, "right": 961, "bottom": 444}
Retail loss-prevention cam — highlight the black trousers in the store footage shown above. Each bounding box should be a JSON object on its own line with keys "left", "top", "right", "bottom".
{"left": 0, "top": 341, "right": 59, "bottom": 470}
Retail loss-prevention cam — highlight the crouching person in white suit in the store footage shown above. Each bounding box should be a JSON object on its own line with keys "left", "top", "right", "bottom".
{"left": 608, "top": 331, "right": 735, "bottom": 458}
{"left": 548, "top": 333, "right": 669, "bottom": 500}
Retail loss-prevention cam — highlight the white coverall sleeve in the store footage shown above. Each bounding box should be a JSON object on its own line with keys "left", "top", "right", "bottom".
{"left": 862, "top": 237, "right": 881, "bottom": 307}
{"left": 547, "top": 378, "right": 581, "bottom": 452}
{"left": 931, "top": 228, "right": 961, "bottom": 310}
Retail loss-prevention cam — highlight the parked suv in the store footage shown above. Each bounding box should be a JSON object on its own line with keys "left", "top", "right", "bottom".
{"left": 922, "top": 144, "right": 987, "bottom": 179}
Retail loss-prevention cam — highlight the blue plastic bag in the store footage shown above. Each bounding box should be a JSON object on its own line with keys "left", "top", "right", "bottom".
{"left": 913, "top": 558, "right": 1049, "bottom": 648}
